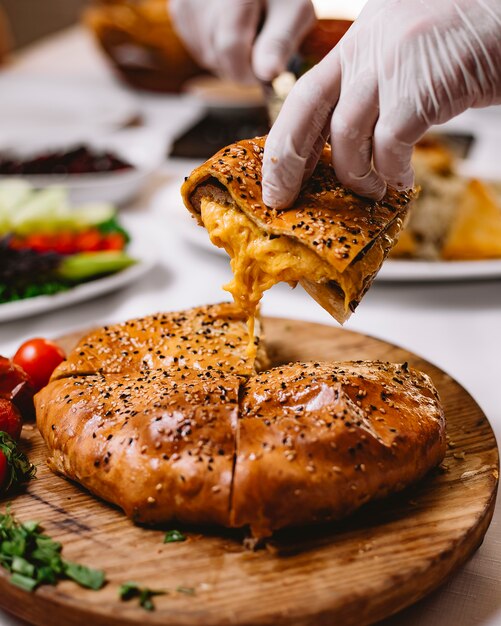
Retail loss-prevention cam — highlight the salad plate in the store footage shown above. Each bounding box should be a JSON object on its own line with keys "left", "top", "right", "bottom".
{"left": 0, "top": 253, "right": 154, "bottom": 323}
{"left": 0, "top": 181, "right": 157, "bottom": 323}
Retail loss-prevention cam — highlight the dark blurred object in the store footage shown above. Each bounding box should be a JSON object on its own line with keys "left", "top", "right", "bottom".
{"left": 0, "top": 145, "right": 133, "bottom": 175}
{"left": 2, "top": 0, "right": 84, "bottom": 50}
{"left": 171, "top": 109, "right": 270, "bottom": 160}
{"left": 300, "top": 19, "right": 352, "bottom": 68}
{"left": 84, "top": 0, "right": 205, "bottom": 92}
{"left": 0, "top": 6, "right": 12, "bottom": 64}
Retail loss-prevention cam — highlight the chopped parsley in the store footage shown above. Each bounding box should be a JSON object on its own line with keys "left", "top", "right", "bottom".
{"left": 119, "top": 582, "right": 167, "bottom": 611}
{"left": 0, "top": 507, "right": 105, "bottom": 592}
{"left": 164, "top": 529, "right": 186, "bottom": 543}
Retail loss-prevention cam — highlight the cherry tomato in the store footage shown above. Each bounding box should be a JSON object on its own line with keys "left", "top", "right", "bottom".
{"left": 74, "top": 228, "right": 102, "bottom": 252}
{"left": 0, "top": 451, "right": 7, "bottom": 489}
{"left": 0, "top": 398, "right": 22, "bottom": 441}
{"left": 0, "top": 355, "right": 35, "bottom": 420}
{"left": 13, "top": 338, "right": 66, "bottom": 392}
{"left": 102, "top": 232, "right": 125, "bottom": 251}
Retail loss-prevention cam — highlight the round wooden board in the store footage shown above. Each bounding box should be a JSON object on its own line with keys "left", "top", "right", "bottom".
{"left": 0, "top": 318, "right": 498, "bottom": 626}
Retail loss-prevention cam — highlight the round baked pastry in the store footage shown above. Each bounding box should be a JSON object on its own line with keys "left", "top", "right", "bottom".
{"left": 36, "top": 304, "right": 445, "bottom": 538}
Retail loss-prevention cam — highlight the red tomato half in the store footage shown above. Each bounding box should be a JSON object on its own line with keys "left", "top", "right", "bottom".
{"left": 13, "top": 338, "right": 66, "bottom": 392}
{"left": 0, "top": 398, "right": 22, "bottom": 441}
{"left": 0, "top": 451, "right": 7, "bottom": 489}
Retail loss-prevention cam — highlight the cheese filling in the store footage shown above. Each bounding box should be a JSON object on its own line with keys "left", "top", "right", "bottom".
{"left": 200, "top": 198, "right": 379, "bottom": 354}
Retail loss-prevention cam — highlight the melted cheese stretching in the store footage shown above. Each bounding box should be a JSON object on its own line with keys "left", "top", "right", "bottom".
{"left": 201, "top": 198, "right": 391, "bottom": 353}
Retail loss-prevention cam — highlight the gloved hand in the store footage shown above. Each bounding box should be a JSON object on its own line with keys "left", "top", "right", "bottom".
{"left": 262, "top": 0, "right": 501, "bottom": 207}
{"left": 169, "top": 0, "right": 316, "bottom": 83}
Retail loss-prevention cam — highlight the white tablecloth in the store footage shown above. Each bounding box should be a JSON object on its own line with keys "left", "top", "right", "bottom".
{"left": 0, "top": 27, "right": 500, "bottom": 626}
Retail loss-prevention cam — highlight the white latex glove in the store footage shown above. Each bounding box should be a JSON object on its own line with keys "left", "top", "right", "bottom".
{"left": 169, "top": 0, "right": 315, "bottom": 83}
{"left": 263, "top": 0, "right": 501, "bottom": 206}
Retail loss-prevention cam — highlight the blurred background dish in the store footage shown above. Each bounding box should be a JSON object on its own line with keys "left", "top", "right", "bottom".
{"left": 391, "top": 134, "right": 501, "bottom": 262}
{"left": 0, "top": 128, "right": 168, "bottom": 205}
{"left": 0, "top": 179, "right": 156, "bottom": 320}
{"left": 84, "top": 0, "right": 205, "bottom": 93}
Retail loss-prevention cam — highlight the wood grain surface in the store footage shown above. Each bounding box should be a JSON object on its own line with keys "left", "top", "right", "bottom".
{"left": 0, "top": 318, "right": 498, "bottom": 626}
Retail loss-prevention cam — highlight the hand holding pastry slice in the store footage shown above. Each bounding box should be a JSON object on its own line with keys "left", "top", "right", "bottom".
{"left": 182, "top": 136, "right": 416, "bottom": 329}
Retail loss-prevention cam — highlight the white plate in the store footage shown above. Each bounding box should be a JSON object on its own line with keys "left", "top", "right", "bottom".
{"left": 377, "top": 258, "right": 501, "bottom": 282}
{"left": 0, "top": 74, "right": 138, "bottom": 133}
{"left": 0, "top": 128, "right": 168, "bottom": 206}
{"left": 0, "top": 228, "right": 156, "bottom": 323}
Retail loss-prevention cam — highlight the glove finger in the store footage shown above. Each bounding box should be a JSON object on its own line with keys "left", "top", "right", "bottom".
{"left": 302, "top": 119, "right": 331, "bottom": 183}
{"left": 372, "top": 104, "right": 427, "bottom": 191}
{"left": 330, "top": 81, "right": 386, "bottom": 200}
{"left": 212, "top": 0, "right": 261, "bottom": 83}
{"left": 262, "top": 49, "right": 341, "bottom": 208}
{"left": 253, "top": 0, "right": 316, "bottom": 82}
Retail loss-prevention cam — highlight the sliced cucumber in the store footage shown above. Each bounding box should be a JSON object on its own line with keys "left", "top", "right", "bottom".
{"left": 0, "top": 181, "right": 119, "bottom": 236}
{"left": 0, "top": 180, "right": 33, "bottom": 235}
{"left": 58, "top": 251, "right": 136, "bottom": 281}
{"left": 71, "top": 204, "right": 115, "bottom": 227}
{"left": 10, "top": 187, "right": 69, "bottom": 235}
{"left": 0, "top": 180, "right": 33, "bottom": 212}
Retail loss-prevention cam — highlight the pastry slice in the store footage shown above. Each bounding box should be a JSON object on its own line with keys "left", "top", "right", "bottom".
{"left": 52, "top": 302, "right": 268, "bottom": 380}
{"left": 232, "top": 361, "right": 445, "bottom": 538}
{"left": 37, "top": 302, "right": 268, "bottom": 526}
{"left": 36, "top": 370, "right": 240, "bottom": 526}
{"left": 442, "top": 179, "right": 501, "bottom": 260}
{"left": 182, "top": 136, "right": 415, "bottom": 325}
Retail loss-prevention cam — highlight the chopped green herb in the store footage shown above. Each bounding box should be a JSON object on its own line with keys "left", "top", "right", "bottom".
{"left": 10, "top": 573, "right": 38, "bottom": 592}
{"left": 176, "top": 586, "right": 196, "bottom": 596}
{"left": 0, "top": 506, "right": 106, "bottom": 592}
{"left": 119, "top": 582, "right": 166, "bottom": 611}
{"left": 0, "top": 432, "right": 37, "bottom": 491}
{"left": 63, "top": 561, "right": 106, "bottom": 590}
{"left": 97, "top": 216, "right": 131, "bottom": 243}
{"left": 164, "top": 529, "right": 186, "bottom": 543}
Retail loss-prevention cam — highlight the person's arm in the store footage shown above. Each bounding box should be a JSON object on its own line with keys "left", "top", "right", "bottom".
{"left": 169, "top": 0, "right": 316, "bottom": 84}
{"left": 262, "top": 0, "right": 501, "bottom": 207}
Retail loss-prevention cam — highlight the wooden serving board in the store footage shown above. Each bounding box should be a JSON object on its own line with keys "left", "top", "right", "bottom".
{"left": 0, "top": 318, "right": 498, "bottom": 626}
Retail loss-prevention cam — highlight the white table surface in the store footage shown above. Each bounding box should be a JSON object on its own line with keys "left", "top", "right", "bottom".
{"left": 0, "top": 27, "right": 500, "bottom": 626}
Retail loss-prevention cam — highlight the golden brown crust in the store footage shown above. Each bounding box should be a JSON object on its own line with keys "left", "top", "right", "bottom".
{"left": 52, "top": 302, "right": 268, "bottom": 380}
{"left": 36, "top": 371, "right": 239, "bottom": 526}
{"left": 36, "top": 305, "right": 445, "bottom": 537}
{"left": 181, "top": 136, "right": 415, "bottom": 273}
{"left": 231, "top": 361, "right": 445, "bottom": 538}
